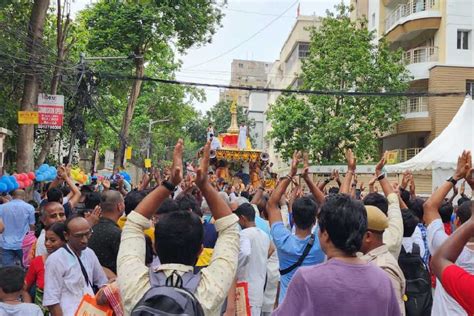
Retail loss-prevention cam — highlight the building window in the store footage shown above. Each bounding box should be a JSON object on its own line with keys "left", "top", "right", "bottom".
{"left": 298, "top": 43, "right": 310, "bottom": 58}
{"left": 466, "top": 80, "right": 474, "bottom": 98}
{"left": 238, "top": 63, "right": 244, "bottom": 68}
{"left": 457, "top": 30, "right": 469, "bottom": 50}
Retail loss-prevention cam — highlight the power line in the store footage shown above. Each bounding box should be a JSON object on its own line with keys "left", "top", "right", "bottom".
{"left": 225, "top": 7, "right": 295, "bottom": 18}
{"left": 183, "top": 0, "right": 299, "bottom": 70}
{"left": 97, "top": 72, "right": 466, "bottom": 98}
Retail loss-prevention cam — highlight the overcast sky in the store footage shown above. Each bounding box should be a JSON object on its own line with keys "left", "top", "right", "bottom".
{"left": 71, "top": 0, "right": 343, "bottom": 113}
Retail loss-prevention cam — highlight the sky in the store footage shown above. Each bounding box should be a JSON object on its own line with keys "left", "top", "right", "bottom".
{"left": 71, "top": 0, "right": 343, "bottom": 113}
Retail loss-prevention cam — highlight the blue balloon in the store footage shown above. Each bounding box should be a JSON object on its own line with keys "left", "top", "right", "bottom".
{"left": 39, "top": 164, "right": 49, "bottom": 172}
{"left": 36, "top": 174, "right": 45, "bottom": 182}
{"left": 0, "top": 182, "right": 6, "bottom": 193}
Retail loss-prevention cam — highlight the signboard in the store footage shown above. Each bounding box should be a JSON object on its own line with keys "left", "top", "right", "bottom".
{"left": 125, "top": 147, "right": 132, "bottom": 160}
{"left": 387, "top": 150, "right": 399, "bottom": 164}
{"left": 18, "top": 111, "right": 39, "bottom": 124}
{"left": 144, "top": 159, "right": 152, "bottom": 168}
{"left": 104, "top": 150, "right": 115, "bottom": 170}
{"left": 37, "top": 93, "right": 64, "bottom": 129}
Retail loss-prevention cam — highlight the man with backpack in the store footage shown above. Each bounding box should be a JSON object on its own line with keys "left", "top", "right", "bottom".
{"left": 117, "top": 139, "right": 240, "bottom": 316}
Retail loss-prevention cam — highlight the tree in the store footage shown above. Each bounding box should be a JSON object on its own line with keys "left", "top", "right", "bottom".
{"left": 16, "top": 0, "right": 50, "bottom": 172}
{"left": 267, "top": 4, "right": 411, "bottom": 162}
{"left": 36, "top": 0, "right": 76, "bottom": 167}
{"left": 82, "top": 0, "right": 224, "bottom": 169}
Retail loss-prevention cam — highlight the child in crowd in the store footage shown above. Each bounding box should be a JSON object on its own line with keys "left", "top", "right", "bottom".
{"left": 0, "top": 266, "right": 43, "bottom": 316}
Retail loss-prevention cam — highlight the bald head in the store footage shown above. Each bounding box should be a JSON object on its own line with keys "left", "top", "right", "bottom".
{"left": 100, "top": 190, "right": 124, "bottom": 213}
{"left": 12, "top": 190, "right": 26, "bottom": 200}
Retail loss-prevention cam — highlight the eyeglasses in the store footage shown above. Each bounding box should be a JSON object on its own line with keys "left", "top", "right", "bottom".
{"left": 71, "top": 229, "right": 93, "bottom": 239}
{"left": 49, "top": 213, "right": 66, "bottom": 219}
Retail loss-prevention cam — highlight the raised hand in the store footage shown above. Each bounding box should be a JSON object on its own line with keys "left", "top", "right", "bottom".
{"left": 102, "top": 179, "right": 111, "bottom": 190}
{"left": 302, "top": 152, "right": 310, "bottom": 180}
{"left": 401, "top": 170, "right": 410, "bottom": 189}
{"left": 375, "top": 151, "right": 388, "bottom": 176}
{"left": 454, "top": 150, "right": 470, "bottom": 181}
{"left": 345, "top": 149, "right": 356, "bottom": 171}
{"left": 85, "top": 205, "right": 101, "bottom": 227}
{"left": 464, "top": 151, "right": 474, "bottom": 190}
{"left": 195, "top": 140, "right": 210, "bottom": 189}
{"left": 170, "top": 139, "right": 184, "bottom": 186}
{"left": 290, "top": 151, "right": 302, "bottom": 177}
{"left": 359, "top": 181, "right": 366, "bottom": 192}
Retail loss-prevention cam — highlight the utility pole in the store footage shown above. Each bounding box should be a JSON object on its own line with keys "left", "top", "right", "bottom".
{"left": 67, "top": 53, "right": 139, "bottom": 164}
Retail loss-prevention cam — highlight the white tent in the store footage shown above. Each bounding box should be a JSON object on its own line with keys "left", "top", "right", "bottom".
{"left": 386, "top": 96, "right": 474, "bottom": 191}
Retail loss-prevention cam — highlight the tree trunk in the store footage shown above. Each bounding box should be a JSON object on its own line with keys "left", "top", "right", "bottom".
{"left": 17, "top": 0, "right": 50, "bottom": 172}
{"left": 114, "top": 57, "right": 145, "bottom": 169}
{"left": 36, "top": 0, "right": 70, "bottom": 167}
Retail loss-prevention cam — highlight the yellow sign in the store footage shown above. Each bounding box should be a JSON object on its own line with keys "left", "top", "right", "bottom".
{"left": 18, "top": 111, "right": 39, "bottom": 124}
{"left": 144, "top": 158, "right": 152, "bottom": 168}
{"left": 387, "top": 150, "right": 399, "bottom": 164}
{"left": 125, "top": 147, "right": 132, "bottom": 160}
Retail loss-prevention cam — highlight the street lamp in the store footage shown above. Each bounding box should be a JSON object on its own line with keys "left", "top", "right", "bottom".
{"left": 147, "top": 118, "right": 170, "bottom": 160}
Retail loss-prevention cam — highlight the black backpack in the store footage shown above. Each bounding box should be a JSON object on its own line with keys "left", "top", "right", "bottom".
{"left": 398, "top": 243, "right": 432, "bottom": 316}
{"left": 131, "top": 267, "right": 204, "bottom": 316}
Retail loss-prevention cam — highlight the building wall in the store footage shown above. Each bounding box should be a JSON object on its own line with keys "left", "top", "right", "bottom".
{"left": 264, "top": 16, "right": 322, "bottom": 171}
{"left": 428, "top": 65, "right": 474, "bottom": 141}
{"left": 219, "top": 59, "right": 272, "bottom": 108}
{"left": 445, "top": 0, "right": 474, "bottom": 66}
{"left": 248, "top": 92, "right": 268, "bottom": 150}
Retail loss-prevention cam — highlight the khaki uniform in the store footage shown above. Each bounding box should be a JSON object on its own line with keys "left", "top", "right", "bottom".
{"left": 361, "top": 244, "right": 406, "bottom": 316}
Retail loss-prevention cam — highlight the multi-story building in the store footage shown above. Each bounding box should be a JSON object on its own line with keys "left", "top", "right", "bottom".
{"left": 219, "top": 59, "right": 272, "bottom": 109}
{"left": 353, "top": 0, "right": 474, "bottom": 162}
{"left": 263, "top": 15, "right": 322, "bottom": 171}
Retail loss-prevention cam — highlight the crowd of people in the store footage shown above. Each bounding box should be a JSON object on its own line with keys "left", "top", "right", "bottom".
{"left": 0, "top": 140, "right": 473, "bottom": 316}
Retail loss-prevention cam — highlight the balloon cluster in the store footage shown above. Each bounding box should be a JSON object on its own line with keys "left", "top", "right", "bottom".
{"left": 71, "top": 168, "right": 89, "bottom": 184}
{"left": 35, "top": 164, "right": 57, "bottom": 182}
{"left": 0, "top": 173, "right": 36, "bottom": 193}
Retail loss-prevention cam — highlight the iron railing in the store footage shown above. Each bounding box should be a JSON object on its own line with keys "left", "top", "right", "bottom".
{"left": 385, "top": 0, "right": 437, "bottom": 32}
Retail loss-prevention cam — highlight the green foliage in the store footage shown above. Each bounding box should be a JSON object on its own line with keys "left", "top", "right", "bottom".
{"left": 267, "top": 4, "right": 411, "bottom": 162}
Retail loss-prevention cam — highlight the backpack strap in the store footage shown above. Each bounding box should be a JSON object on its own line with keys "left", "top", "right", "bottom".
{"left": 149, "top": 268, "right": 201, "bottom": 293}
{"left": 280, "top": 234, "right": 315, "bottom": 276}
{"left": 411, "top": 243, "right": 421, "bottom": 256}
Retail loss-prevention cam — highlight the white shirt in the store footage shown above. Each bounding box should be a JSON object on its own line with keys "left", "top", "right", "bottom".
{"left": 210, "top": 137, "right": 221, "bottom": 150}
{"left": 43, "top": 245, "right": 108, "bottom": 316}
{"left": 262, "top": 245, "right": 279, "bottom": 313}
{"left": 237, "top": 227, "right": 270, "bottom": 308}
{"left": 402, "top": 225, "right": 425, "bottom": 259}
{"left": 35, "top": 229, "right": 47, "bottom": 257}
{"left": 427, "top": 219, "right": 474, "bottom": 316}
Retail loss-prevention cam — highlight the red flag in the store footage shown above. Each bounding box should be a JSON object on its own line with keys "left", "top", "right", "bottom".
{"left": 297, "top": 3, "right": 300, "bottom": 17}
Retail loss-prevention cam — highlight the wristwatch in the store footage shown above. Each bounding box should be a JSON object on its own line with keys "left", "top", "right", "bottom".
{"left": 162, "top": 180, "right": 176, "bottom": 191}
{"left": 446, "top": 176, "right": 458, "bottom": 186}
{"left": 377, "top": 173, "right": 386, "bottom": 181}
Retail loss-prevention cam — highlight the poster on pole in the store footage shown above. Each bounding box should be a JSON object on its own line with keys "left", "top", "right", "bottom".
{"left": 104, "top": 150, "right": 115, "bottom": 170}
{"left": 37, "top": 93, "right": 64, "bottom": 129}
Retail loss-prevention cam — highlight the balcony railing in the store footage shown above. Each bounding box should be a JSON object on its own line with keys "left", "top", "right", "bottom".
{"left": 385, "top": 0, "right": 437, "bottom": 32}
{"left": 397, "top": 147, "right": 423, "bottom": 162}
{"left": 401, "top": 97, "right": 428, "bottom": 114}
{"left": 403, "top": 46, "right": 438, "bottom": 64}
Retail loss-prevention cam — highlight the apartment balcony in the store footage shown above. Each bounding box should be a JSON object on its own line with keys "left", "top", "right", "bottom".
{"left": 384, "top": 0, "right": 441, "bottom": 44}
{"left": 401, "top": 96, "right": 429, "bottom": 118}
{"left": 393, "top": 147, "right": 423, "bottom": 162}
{"left": 403, "top": 46, "right": 438, "bottom": 79}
